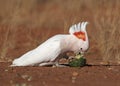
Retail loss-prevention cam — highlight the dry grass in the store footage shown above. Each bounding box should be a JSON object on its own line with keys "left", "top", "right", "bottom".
{"left": 93, "top": 0, "right": 120, "bottom": 63}
{"left": 0, "top": 0, "right": 119, "bottom": 63}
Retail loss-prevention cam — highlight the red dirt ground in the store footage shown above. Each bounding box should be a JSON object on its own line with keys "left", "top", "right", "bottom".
{"left": 0, "top": 62, "right": 120, "bottom": 86}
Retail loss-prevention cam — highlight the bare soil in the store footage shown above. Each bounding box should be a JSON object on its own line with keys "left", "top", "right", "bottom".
{"left": 0, "top": 62, "right": 120, "bottom": 86}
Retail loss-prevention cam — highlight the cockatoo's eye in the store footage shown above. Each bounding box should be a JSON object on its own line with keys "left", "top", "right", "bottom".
{"left": 80, "top": 48, "right": 83, "bottom": 50}
{"left": 79, "top": 48, "right": 83, "bottom": 51}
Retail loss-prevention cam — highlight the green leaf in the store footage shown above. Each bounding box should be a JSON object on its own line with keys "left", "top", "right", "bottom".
{"left": 69, "top": 57, "right": 86, "bottom": 67}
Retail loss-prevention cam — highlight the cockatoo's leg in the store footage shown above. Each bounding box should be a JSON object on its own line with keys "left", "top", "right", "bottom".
{"left": 39, "top": 56, "right": 68, "bottom": 67}
{"left": 54, "top": 63, "right": 67, "bottom": 67}
{"left": 39, "top": 62, "right": 55, "bottom": 66}
{"left": 52, "top": 61, "right": 68, "bottom": 67}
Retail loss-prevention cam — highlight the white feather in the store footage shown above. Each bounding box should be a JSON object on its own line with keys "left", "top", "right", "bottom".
{"left": 81, "top": 22, "right": 88, "bottom": 31}
{"left": 77, "top": 22, "right": 81, "bottom": 31}
{"left": 69, "top": 25, "right": 75, "bottom": 34}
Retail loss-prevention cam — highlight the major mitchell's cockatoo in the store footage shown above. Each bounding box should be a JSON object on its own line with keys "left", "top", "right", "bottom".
{"left": 11, "top": 22, "right": 89, "bottom": 66}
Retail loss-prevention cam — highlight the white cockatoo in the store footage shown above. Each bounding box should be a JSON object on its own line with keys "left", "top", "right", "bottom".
{"left": 11, "top": 22, "right": 89, "bottom": 66}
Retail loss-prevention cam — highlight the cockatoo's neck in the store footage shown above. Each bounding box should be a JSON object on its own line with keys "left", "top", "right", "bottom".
{"left": 61, "top": 35, "right": 82, "bottom": 52}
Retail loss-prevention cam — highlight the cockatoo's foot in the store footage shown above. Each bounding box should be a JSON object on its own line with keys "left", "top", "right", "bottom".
{"left": 53, "top": 64, "right": 67, "bottom": 67}
{"left": 52, "top": 62, "right": 68, "bottom": 67}
{"left": 39, "top": 62, "right": 67, "bottom": 67}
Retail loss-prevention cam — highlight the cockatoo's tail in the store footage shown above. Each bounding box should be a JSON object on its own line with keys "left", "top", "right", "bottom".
{"left": 73, "top": 31, "right": 86, "bottom": 41}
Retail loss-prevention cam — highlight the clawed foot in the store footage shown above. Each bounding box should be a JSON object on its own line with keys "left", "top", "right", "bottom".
{"left": 39, "top": 62, "right": 68, "bottom": 67}
{"left": 52, "top": 63, "right": 68, "bottom": 67}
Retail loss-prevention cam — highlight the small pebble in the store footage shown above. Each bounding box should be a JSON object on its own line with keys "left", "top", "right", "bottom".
{"left": 72, "top": 72, "right": 78, "bottom": 76}
{"left": 28, "top": 76, "right": 32, "bottom": 81}
{"left": 72, "top": 76, "right": 76, "bottom": 83}
{"left": 21, "top": 75, "right": 29, "bottom": 79}
{"left": 108, "top": 67, "right": 112, "bottom": 70}
{"left": 5, "top": 69, "right": 8, "bottom": 72}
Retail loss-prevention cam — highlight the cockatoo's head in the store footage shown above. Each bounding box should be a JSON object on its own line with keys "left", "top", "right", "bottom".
{"left": 69, "top": 22, "right": 89, "bottom": 54}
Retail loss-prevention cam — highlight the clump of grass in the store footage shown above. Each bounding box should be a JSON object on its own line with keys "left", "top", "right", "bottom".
{"left": 94, "top": 1, "right": 120, "bottom": 63}
{"left": 0, "top": 27, "right": 10, "bottom": 61}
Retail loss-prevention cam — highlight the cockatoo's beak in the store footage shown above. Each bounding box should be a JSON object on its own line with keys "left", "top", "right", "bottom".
{"left": 74, "top": 48, "right": 84, "bottom": 56}
{"left": 79, "top": 48, "right": 85, "bottom": 55}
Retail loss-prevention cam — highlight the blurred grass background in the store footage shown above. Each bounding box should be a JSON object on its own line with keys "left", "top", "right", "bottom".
{"left": 0, "top": 0, "right": 119, "bottom": 64}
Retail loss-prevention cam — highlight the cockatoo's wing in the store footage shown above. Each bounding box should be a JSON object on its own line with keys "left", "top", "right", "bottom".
{"left": 12, "top": 35, "right": 62, "bottom": 66}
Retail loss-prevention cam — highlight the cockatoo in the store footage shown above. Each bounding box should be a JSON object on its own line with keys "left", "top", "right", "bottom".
{"left": 11, "top": 22, "right": 89, "bottom": 66}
